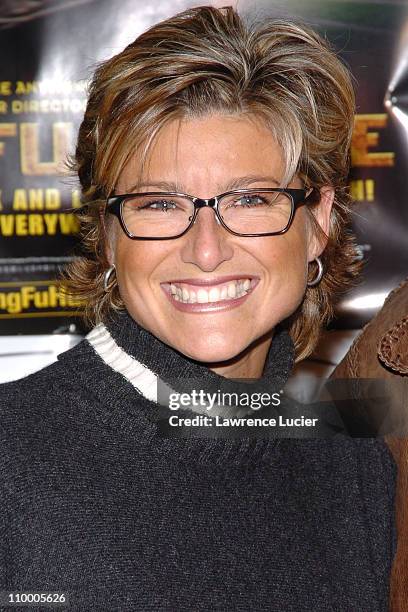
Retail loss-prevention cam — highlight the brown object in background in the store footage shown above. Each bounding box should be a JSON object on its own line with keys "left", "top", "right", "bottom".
{"left": 331, "top": 278, "right": 408, "bottom": 612}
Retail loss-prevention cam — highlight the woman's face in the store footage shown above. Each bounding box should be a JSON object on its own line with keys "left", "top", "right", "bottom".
{"left": 110, "top": 114, "right": 332, "bottom": 377}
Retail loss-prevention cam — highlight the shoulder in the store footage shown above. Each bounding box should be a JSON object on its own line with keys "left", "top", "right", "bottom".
{"left": 0, "top": 339, "right": 101, "bottom": 465}
{"left": 0, "top": 340, "right": 89, "bottom": 412}
{"left": 332, "top": 277, "right": 408, "bottom": 378}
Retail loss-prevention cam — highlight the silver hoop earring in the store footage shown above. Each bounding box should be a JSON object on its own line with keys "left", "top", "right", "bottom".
{"left": 307, "top": 257, "right": 323, "bottom": 287}
{"left": 103, "top": 265, "right": 116, "bottom": 292}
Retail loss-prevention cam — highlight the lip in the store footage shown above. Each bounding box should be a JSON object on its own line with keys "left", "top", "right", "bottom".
{"left": 160, "top": 276, "right": 260, "bottom": 313}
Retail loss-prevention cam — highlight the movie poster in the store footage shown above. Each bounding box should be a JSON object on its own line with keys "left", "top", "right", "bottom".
{"left": 0, "top": 0, "right": 407, "bottom": 334}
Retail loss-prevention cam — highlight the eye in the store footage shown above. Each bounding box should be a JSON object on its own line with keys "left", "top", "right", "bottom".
{"left": 140, "top": 199, "right": 178, "bottom": 212}
{"left": 232, "top": 194, "right": 269, "bottom": 207}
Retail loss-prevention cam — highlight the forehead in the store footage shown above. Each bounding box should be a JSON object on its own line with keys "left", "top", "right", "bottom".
{"left": 116, "top": 114, "right": 286, "bottom": 193}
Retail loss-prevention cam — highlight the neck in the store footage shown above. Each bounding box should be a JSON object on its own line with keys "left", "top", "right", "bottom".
{"left": 208, "top": 333, "right": 274, "bottom": 379}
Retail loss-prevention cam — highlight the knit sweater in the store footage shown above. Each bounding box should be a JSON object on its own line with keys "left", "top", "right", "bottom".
{"left": 0, "top": 309, "right": 397, "bottom": 611}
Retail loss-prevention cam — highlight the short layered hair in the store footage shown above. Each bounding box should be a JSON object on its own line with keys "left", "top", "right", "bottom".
{"left": 63, "top": 5, "right": 359, "bottom": 360}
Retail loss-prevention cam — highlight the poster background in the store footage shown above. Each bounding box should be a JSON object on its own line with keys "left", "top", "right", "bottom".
{"left": 0, "top": 0, "right": 407, "bottom": 334}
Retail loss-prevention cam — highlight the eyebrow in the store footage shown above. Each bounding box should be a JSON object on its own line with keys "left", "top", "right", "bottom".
{"left": 125, "top": 175, "right": 281, "bottom": 193}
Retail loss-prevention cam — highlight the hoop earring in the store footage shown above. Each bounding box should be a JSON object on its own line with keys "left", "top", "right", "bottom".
{"left": 103, "top": 265, "right": 116, "bottom": 292}
{"left": 307, "top": 257, "right": 323, "bottom": 287}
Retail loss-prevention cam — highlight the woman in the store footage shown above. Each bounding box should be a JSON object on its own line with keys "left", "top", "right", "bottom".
{"left": 0, "top": 6, "right": 396, "bottom": 611}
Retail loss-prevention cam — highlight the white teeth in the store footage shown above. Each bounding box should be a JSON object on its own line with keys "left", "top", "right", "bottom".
{"left": 227, "top": 282, "right": 237, "bottom": 298}
{"left": 169, "top": 278, "right": 253, "bottom": 304}
{"left": 197, "top": 288, "right": 209, "bottom": 303}
{"left": 208, "top": 287, "right": 220, "bottom": 302}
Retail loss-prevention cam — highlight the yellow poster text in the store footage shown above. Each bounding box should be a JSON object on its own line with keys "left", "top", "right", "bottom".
{"left": 352, "top": 114, "right": 395, "bottom": 167}
{"left": 0, "top": 122, "right": 72, "bottom": 175}
{"left": 11, "top": 99, "right": 86, "bottom": 114}
{"left": 0, "top": 284, "right": 83, "bottom": 315}
{"left": 350, "top": 179, "right": 375, "bottom": 202}
{"left": 0, "top": 189, "right": 81, "bottom": 212}
{"left": 0, "top": 212, "right": 79, "bottom": 236}
{"left": 12, "top": 188, "right": 61, "bottom": 210}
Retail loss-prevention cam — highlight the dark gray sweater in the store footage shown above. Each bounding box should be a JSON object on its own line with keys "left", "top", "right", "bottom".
{"left": 0, "top": 310, "right": 397, "bottom": 611}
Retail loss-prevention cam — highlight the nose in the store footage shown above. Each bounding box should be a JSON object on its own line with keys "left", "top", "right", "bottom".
{"left": 179, "top": 206, "right": 234, "bottom": 272}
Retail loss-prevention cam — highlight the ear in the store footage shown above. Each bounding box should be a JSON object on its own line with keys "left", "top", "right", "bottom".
{"left": 307, "top": 186, "right": 335, "bottom": 261}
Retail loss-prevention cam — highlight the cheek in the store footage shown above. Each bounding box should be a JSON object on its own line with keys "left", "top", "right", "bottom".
{"left": 113, "top": 241, "right": 160, "bottom": 328}
{"left": 113, "top": 238, "right": 149, "bottom": 298}
{"left": 262, "top": 226, "right": 309, "bottom": 276}
{"left": 113, "top": 236, "right": 171, "bottom": 298}
{"left": 257, "top": 226, "right": 309, "bottom": 316}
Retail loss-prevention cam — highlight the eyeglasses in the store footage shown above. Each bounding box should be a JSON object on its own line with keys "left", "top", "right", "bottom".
{"left": 105, "top": 187, "right": 313, "bottom": 239}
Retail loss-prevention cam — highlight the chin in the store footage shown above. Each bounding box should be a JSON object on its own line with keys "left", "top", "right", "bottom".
{"left": 171, "top": 335, "right": 250, "bottom": 366}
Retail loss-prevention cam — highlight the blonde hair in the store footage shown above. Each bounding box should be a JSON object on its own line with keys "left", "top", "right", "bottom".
{"left": 63, "top": 5, "right": 360, "bottom": 360}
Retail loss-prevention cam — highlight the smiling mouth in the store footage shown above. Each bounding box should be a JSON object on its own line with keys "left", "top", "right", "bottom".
{"left": 161, "top": 277, "right": 258, "bottom": 305}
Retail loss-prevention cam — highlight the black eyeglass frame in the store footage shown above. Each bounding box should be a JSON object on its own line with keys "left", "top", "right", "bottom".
{"left": 105, "top": 187, "right": 313, "bottom": 240}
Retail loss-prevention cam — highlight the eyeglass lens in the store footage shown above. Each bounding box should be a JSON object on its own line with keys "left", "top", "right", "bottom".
{"left": 121, "top": 191, "right": 293, "bottom": 238}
